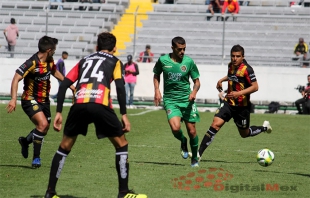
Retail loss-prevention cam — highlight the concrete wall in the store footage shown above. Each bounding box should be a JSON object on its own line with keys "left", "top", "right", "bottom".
{"left": 0, "top": 58, "right": 309, "bottom": 103}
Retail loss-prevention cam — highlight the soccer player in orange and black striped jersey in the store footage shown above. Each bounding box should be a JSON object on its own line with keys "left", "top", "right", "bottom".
{"left": 197, "top": 45, "right": 273, "bottom": 161}
{"left": 6, "top": 36, "right": 73, "bottom": 168}
{"left": 44, "top": 32, "right": 147, "bottom": 198}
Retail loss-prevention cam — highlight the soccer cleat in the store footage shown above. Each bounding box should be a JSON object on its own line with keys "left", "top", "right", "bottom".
{"left": 18, "top": 137, "right": 29, "bottom": 159}
{"left": 32, "top": 158, "right": 41, "bottom": 168}
{"left": 180, "top": 139, "right": 189, "bottom": 159}
{"left": 191, "top": 159, "right": 199, "bottom": 167}
{"left": 44, "top": 191, "right": 59, "bottom": 198}
{"left": 263, "top": 121, "right": 272, "bottom": 134}
{"left": 188, "top": 152, "right": 201, "bottom": 162}
{"left": 118, "top": 190, "right": 147, "bottom": 198}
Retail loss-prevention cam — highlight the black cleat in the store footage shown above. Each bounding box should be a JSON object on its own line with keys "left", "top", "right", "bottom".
{"left": 44, "top": 191, "right": 59, "bottom": 198}
{"left": 18, "top": 137, "right": 29, "bottom": 158}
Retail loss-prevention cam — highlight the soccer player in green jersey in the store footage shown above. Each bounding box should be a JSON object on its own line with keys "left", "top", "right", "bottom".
{"left": 153, "top": 36, "right": 200, "bottom": 167}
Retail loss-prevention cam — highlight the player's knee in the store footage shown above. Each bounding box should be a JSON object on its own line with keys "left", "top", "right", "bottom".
{"left": 211, "top": 123, "right": 221, "bottom": 131}
{"left": 37, "top": 122, "right": 50, "bottom": 134}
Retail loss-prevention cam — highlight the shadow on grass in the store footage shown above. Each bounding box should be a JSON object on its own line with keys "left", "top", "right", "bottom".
{"left": 133, "top": 161, "right": 185, "bottom": 166}
{"left": 30, "top": 196, "right": 86, "bottom": 198}
{"left": 0, "top": 164, "right": 34, "bottom": 169}
{"left": 200, "top": 159, "right": 254, "bottom": 164}
{"left": 255, "top": 170, "right": 310, "bottom": 178}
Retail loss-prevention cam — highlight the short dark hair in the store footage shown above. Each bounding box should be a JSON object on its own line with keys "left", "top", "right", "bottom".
{"left": 146, "top": 44, "right": 151, "bottom": 49}
{"left": 231, "top": 44, "right": 244, "bottom": 56}
{"left": 38, "top": 36, "right": 58, "bottom": 53}
{"left": 97, "top": 32, "right": 116, "bottom": 52}
{"left": 172, "top": 36, "right": 186, "bottom": 47}
{"left": 62, "top": 51, "right": 68, "bottom": 55}
{"left": 10, "top": 18, "right": 16, "bottom": 24}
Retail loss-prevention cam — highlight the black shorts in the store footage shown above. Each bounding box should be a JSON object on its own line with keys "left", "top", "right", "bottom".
{"left": 21, "top": 100, "right": 51, "bottom": 123}
{"left": 64, "top": 103, "right": 124, "bottom": 139}
{"left": 215, "top": 101, "right": 251, "bottom": 129}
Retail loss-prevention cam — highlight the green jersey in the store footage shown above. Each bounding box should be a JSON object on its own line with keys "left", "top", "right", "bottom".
{"left": 153, "top": 54, "right": 200, "bottom": 103}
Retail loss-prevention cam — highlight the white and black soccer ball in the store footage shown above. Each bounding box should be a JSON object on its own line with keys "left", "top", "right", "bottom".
{"left": 257, "top": 149, "right": 275, "bottom": 167}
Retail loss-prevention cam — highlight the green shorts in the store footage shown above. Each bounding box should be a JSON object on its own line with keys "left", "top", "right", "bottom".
{"left": 164, "top": 101, "right": 200, "bottom": 123}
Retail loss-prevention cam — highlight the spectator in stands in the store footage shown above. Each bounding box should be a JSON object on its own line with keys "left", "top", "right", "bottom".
{"left": 49, "top": 0, "right": 63, "bottom": 10}
{"left": 221, "top": 0, "right": 240, "bottom": 21}
{"left": 124, "top": 55, "right": 139, "bottom": 108}
{"left": 295, "top": 74, "right": 310, "bottom": 114}
{"left": 52, "top": 51, "right": 69, "bottom": 99}
{"left": 207, "top": 0, "right": 224, "bottom": 21}
{"left": 205, "top": 0, "right": 210, "bottom": 5}
{"left": 293, "top": 38, "right": 309, "bottom": 68}
{"left": 138, "top": 45, "right": 154, "bottom": 63}
{"left": 3, "top": 18, "right": 19, "bottom": 58}
{"left": 164, "top": 0, "right": 174, "bottom": 4}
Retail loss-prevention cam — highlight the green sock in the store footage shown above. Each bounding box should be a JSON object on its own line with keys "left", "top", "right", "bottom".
{"left": 190, "top": 136, "right": 199, "bottom": 161}
{"left": 173, "top": 129, "right": 186, "bottom": 144}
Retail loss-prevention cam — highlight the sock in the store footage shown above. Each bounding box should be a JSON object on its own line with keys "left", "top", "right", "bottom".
{"left": 173, "top": 129, "right": 186, "bottom": 144}
{"left": 26, "top": 129, "right": 34, "bottom": 144}
{"left": 47, "top": 146, "right": 70, "bottom": 193}
{"left": 248, "top": 126, "right": 267, "bottom": 137}
{"left": 32, "top": 129, "right": 46, "bottom": 159}
{"left": 190, "top": 135, "right": 199, "bottom": 161}
{"left": 198, "top": 127, "right": 218, "bottom": 157}
{"left": 116, "top": 144, "right": 129, "bottom": 194}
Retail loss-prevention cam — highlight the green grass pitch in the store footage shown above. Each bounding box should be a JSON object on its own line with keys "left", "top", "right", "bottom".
{"left": 0, "top": 104, "right": 309, "bottom": 198}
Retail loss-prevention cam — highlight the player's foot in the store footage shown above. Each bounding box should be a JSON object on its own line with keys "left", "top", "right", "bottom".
{"left": 191, "top": 159, "right": 199, "bottom": 167}
{"left": 188, "top": 152, "right": 201, "bottom": 162}
{"left": 180, "top": 139, "right": 189, "bottom": 159}
{"left": 32, "top": 158, "right": 41, "bottom": 168}
{"left": 44, "top": 191, "right": 59, "bottom": 198}
{"left": 18, "top": 137, "right": 29, "bottom": 159}
{"left": 263, "top": 121, "right": 272, "bottom": 134}
{"left": 118, "top": 190, "right": 147, "bottom": 198}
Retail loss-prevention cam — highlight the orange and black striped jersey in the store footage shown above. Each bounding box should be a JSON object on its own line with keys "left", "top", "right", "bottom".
{"left": 225, "top": 60, "right": 257, "bottom": 107}
{"left": 16, "top": 53, "right": 56, "bottom": 103}
{"left": 66, "top": 51, "right": 124, "bottom": 108}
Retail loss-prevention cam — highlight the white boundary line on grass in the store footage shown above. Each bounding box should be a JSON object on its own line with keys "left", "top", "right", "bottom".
{"left": 128, "top": 109, "right": 158, "bottom": 116}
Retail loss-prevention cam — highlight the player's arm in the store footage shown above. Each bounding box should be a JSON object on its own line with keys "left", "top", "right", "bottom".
{"left": 189, "top": 78, "right": 200, "bottom": 101}
{"left": 6, "top": 73, "right": 23, "bottom": 113}
{"left": 153, "top": 74, "right": 162, "bottom": 106}
{"left": 216, "top": 76, "right": 228, "bottom": 92}
{"left": 54, "top": 63, "right": 79, "bottom": 132}
{"left": 53, "top": 66, "right": 75, "bottom": 92}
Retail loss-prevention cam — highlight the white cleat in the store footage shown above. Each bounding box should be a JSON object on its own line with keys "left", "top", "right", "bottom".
{"left": 188, "top": 152, "right": 201, "bottom": 162}
{"left": 263, "top": 120, "right": 272, "bottom": 134}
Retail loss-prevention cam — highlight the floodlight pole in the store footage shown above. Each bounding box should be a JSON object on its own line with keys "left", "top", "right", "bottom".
{"left": 133, "top": 6, "right": 139, "bottom": 58}
{"left": 221, "top": 15, "right": 226, "bottom": 66}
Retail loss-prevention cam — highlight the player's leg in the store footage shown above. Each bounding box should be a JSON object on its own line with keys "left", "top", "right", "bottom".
{"left": 45, "top": 135, "right": 77, "bottom": 198}
{"left": 183, "top": 102, "right": 200, "bottom": 166}
{"left": 30, "top": 111, "right": 50, "bottom": 167}
{"left": 45, "top": 104, "right": 87, "bottom": 198}
{"left": 235, "top": 106, "right": 272, "bottom": 138}
{"left": 198, "top": 102, "right": 231, "bottom": 158}
{"left": 165, "top": 104, "right": 188, "bottom": 159}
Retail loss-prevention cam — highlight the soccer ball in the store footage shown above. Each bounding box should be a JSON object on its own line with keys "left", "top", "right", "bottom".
{"left": 256, "top": 149, "right": 275, "bottom": 167}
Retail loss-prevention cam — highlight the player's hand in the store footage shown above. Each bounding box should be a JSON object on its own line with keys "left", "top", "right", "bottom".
{"left": 189, "top": 92, "right": 196, "bottom": 101}
{"left": 121, "top": 114, "right": 130, "bottom": 133}
{"left": 154, "top": 90, "right": 162, "bottom": 106}
{"left": 53, "top": 112, "right": 62, "bottom": 132}
{"left": 226, "top": 91, "right": 240, "bottom": 99}
{"left": 216, "top": 81, "right": 223, "bottom": 92}
{"left": 6, "top": 99, "right": 17, "bottom": 113}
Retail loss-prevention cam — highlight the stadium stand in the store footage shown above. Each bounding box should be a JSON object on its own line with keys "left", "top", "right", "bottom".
{"left": 0, "top": 0, "right": 309, "bottom": 66}
{"left": 0, "top": 0, "right": 127, "bottom": 58}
